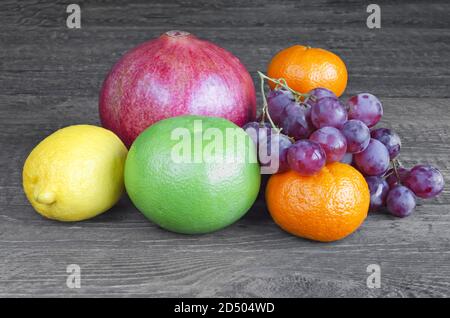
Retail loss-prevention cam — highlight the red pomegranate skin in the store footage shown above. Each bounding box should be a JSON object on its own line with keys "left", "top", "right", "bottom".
{"left": 99, "top": 31, "right": 256, "bottom": 147}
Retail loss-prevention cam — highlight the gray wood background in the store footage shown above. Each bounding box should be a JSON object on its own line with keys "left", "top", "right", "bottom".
{"left": 0, "top": 0, "right": 449, "bottom": 297}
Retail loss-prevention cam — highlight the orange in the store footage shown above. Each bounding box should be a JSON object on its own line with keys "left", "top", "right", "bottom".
{"left": 267, "top": 45, "right": 348, "bottom": 97}
{"left": 266, "top": 162, "right": 369, "bottom": 242}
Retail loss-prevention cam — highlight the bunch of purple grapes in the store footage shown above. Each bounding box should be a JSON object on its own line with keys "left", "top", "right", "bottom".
{"left": 244, "top": 84, "right": 445, "bottom": 218}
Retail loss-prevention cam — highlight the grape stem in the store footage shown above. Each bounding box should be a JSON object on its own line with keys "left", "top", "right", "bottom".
{"left": 257, "top": 71, "right": 310, "bottom": 101}
{"left": 391, "top": 158, "right": 402, "bottom": 184}
{"left": 257, "top": 71, "right": 311, "bottom": 134}
{"left": 258, "top": 72, "right": 280, "bottom": 133}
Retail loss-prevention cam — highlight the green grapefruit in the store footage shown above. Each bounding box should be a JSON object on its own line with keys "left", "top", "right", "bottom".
{"left": 124, "top": 115, "right": 260, "bottom": 234}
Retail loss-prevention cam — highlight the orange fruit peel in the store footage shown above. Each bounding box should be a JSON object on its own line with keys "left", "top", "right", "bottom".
{"left": 267, "top": 45, "right": 348, "bottom": 97}
{"left": 266, "top": 162, "right": 369, "bottom": 242}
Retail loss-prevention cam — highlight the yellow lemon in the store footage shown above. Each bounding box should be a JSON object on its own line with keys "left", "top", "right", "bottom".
{"left": 23, "top": 125, "right": 127, "bottom": 221}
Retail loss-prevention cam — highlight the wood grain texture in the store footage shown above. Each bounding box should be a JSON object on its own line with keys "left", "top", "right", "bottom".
{"left": 0, "top": 0, "right": 449, "bottom": 297}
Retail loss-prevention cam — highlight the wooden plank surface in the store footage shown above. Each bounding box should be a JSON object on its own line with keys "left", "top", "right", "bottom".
{"left": 0, "top": 0, "right": 449, "bottom": 297}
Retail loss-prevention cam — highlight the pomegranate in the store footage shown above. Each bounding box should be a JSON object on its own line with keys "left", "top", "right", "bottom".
{"left": 99, "top": 30, "right": 256, "bottom": 147}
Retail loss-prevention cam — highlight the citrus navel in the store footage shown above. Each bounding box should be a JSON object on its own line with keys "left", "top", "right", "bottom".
{"left": 266, "top": 162, "right": 369, "bottom": 242}
{"left": 267, "top": 45, "right": 348, "bottom": 97}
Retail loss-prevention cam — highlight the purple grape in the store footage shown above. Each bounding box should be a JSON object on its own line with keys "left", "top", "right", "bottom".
{"left": 243, "top": 121, "right": 271, "bottom": 147}
{"left": 311, "top": 97, "right": 348, "bottom": 129}
{"left": 267, "top": 88, "right": 295, "bottom": 125}
{"left": 280, "top": 102, "right": 314, "bottom": 140}
{"left": 303, "top": 103, "right": 314, "bottom": 125}
{"left": 276, "top": 134, "right": 293, "bottom": 173}
{"left": 385, "top": 167, "right": 410, "bottom": 188}
{"left": 371, "top": 128, "right": 401, "bottom": 159}
{"left": 386, "top": 185, "right": 416, "bottom": 217}
{"left": 262, "top": 133, "right": 292, "bottom": 174}
{"left": 354, "top": 139, "right": 390, "bottom": 176}
{"left": 306, "top": 87, "right": 337, "bottom": 107}
{"left": 309, "top": 126, "right": 347, "bottom": 163}
{"left": 365, "top": 176, "right": 390, "bottom": 211}
{"left": 243, "top": 121, "right": 273, "bottom": 166}
{"left": 341, "top": 119, "right": 370, "bottom": 154}
{"left": 287, "top": 140, "right": 326, "bottom": 176}
{"left": 347, "top": 93, "right": 383, "bottom": 128}
{"left": 340, "top": 153, "right": 353, "bottom": 165}
{"left": 404, "top": 164, "right": 445, "bottom": 199}
{"left": 245, "top": 122, "right": 293, "bottom": 174}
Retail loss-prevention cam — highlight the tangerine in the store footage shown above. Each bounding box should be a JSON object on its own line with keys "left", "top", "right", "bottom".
{"left": 266, "top": 162, "right": 369, "bottom": 242}
{"left": 267, "top": 45, "right": 348, "bottom": 97}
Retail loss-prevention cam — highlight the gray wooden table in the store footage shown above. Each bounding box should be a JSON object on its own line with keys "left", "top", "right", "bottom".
{"left": 1, "top": 0, "right": 449, "bottom": 297}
